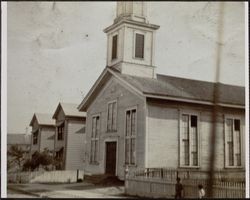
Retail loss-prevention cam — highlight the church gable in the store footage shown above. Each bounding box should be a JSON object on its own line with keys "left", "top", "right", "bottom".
{"left": 88, "top": 75, "right": 144, "bottom": 115}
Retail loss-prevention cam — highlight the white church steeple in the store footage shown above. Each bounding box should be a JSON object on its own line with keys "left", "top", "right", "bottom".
{"left": 115, "top": 1, "right": 147, "bottom": 23}
{"left": 104, "top": 2, "right": 160, "bottom": 78}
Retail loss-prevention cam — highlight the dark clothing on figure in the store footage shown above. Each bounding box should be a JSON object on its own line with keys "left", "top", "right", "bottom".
{"left": 175, "top": 182, "right": 183, "bottom": 199}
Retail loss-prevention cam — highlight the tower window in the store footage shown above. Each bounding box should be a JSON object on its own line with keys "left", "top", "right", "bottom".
{"left": 135, "top": 33, "right": 144, "bottom": 58}
{"left": 112, "top": 35, "right": 118, "bottom": 60}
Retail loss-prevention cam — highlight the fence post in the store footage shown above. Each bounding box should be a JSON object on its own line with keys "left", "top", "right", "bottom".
{"left": 76, "top": 169, "right": 79, "bottom": 182}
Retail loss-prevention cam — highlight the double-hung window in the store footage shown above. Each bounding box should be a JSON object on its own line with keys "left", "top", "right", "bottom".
{"left": 225, "top": 118, "right": 241, "bottom": 167}
{"left": 180, "top": 114, "right": 199, "bottom": 167}
{"left": 125, "top": 109, "right": 136, "bottom": 165}
{"left": 107, "top": 101, "right": 117, "bottom": 132}
{"left": 33, "top": 131, "right": 38, "bottom": 145}
{"left": 90, "top": 115, "right": 100, "bottom": 164}
{"left": 57, "top": 125, "right": 64, "bottom": 140}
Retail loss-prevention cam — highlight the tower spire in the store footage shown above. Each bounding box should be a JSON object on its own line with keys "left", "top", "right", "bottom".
{"left": 104, "top": 2, "right": 160, "bottom": 79}
{"left": 115, "top": 1, "right": 147, "bottom": 23}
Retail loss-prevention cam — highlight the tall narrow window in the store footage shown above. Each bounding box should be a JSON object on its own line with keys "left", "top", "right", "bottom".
{"left": 107, "top": 101, "right": 117, "bottom": 132}
{"left": 33, "top": 131, "right": 38, "bottom": 145}
{"left": 112, "top": 35, "right": 118, "bottom": 60}
{"left": 90, "top": 116, "right": 100, "bottom": 164}
{"left": 225, "top": 118, "right": 241, "bottom": 167}
{"left": 135, "top": 33, "right": 144, "bottom": 58}
{"left": 125, "top": 109, "right": 136, "bottom": 165}
{"left": 57, "top": 124, "right": 64, "bottom": 140}
{"left": 180, "top": 114, "right": 198, "bottom": 167}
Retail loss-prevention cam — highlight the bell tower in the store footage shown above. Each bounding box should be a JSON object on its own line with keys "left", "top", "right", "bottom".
{"left": 104, "top": 2, "right": 160, "bottom": 78}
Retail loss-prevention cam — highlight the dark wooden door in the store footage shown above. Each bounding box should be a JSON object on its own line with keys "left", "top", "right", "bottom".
{"left": 105, "top": 142, "right": 117, "bottom": 175}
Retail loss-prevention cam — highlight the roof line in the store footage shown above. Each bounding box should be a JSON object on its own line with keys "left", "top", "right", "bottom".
{"left": 145, "top": 94, "right": 245, "bottom": 109}
{"left": 108, "top": 68, "right": 145, "bottom": 97}
{"left": 78, "top": 68, "right": 109, "bottom": 111}
{"left": 52, "top": 102, "right": 65, "bottom": 119}
{"left": 78, "top": 68, "right": 146, "bottom": 111}
{"left": 156, "top": 74, "right": 245, "bottom": 89}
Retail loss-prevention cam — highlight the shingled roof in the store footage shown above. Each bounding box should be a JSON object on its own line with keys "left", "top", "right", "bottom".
{"left": 112, "top": 70, "right": 245, "bottom": 106}
{"left": 30, "top": 113, "right": 55, "bottom": 126}
{"left": 78, "top": 68, "right": 245, "bottom": 111}
{"left": 53, "top": 102, "right": 86, "bottom": 119}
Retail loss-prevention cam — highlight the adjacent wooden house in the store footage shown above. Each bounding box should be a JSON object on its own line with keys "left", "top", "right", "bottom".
{"left": 52, "top": 102, "right": 86, "bottom": 170}
{"left": 78, "top": 2, "right": 245, "bottom": 180}
{"left": 29, "top": 113, "right": 55, "bottom": 157}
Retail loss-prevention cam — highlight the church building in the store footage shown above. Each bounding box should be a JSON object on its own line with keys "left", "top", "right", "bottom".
{"left": 78, "top": 2, "right": 245, "bottom": 180}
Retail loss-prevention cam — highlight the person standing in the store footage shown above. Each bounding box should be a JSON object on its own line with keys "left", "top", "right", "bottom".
{"left": 198, "top": 184, "right": 205, "bottom": 199}
{"left": 175, "top": 177, "right": 183, "bottom": 199}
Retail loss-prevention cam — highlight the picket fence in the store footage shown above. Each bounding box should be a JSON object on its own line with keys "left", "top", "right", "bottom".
{"left": 125, "top": 168, "right": 245, "bottom": 198}
{"left": 8, "top": 170, "right": 84, "bottom": 183}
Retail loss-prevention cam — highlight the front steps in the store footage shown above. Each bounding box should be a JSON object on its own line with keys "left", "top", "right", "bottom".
{"left": 84, "top": 174, "right": 124, "bottom": 186}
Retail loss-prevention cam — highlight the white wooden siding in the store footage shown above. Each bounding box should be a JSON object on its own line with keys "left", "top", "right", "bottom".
{"left": 39, "top": 127, "right": 55, "bottom": 152}
{"left": 65, "top": 120, "right": 85, "bottom": 170}
{"left": 84, "top": 76, "right": 146, "bottom": 179}
{"left": 146, "top": 101, "right": 245, "bottom": 171}
{"left": 147, "top": 106, "right": 179, "bottom": 168}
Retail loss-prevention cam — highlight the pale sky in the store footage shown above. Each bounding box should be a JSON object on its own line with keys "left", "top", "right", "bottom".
{"left": 7, "top": 2, "right": 245, "bottom": 133}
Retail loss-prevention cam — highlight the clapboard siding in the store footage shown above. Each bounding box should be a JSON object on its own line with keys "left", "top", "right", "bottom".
{"left": 65, "top": 120, "right": 85, "bottom": 170}
{"left": 39, "top": 127, "right": 55, "bottom": 152}
{"left": 85, "top": 76, "right": 146, "bottom": 179}
{"left": 147, "top": 106, "right": 179, "bottom": 168}
{"left": 146, "top": 100, "right": 245, "bottom": 172}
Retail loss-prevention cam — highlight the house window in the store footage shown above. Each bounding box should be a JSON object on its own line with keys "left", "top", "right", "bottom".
{"left": 225, "top": 118, "right": 241, "bottom": 167}
{"left": 125, "top": 109, "right": 136, "bottom": 165}
{"left": 180, "top": 114, "right": 198, "bottom": 167}
{"left": 56, "top": 148, "right": 64, "bottom": 159}
{"left": 135, "top": 33, "right": 144, "bottom": 58}
{"left": 90, "top": 116, "right": 100, "bottom": 164}
{"left": 57, "top": 125, "right": 64, "bottom": 140}
{"left": 107, "top": 101, "right": 117, "bottom": 132}
{"left": 112, "top": 35, "right": 118, "bottom": 60}
{"left": 33, "top": 131, "right": 38, "bottom": 145}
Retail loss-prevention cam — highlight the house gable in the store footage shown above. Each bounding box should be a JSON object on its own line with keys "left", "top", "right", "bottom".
{"left": 53, "top": 103, "right": 66, "bottom": 121}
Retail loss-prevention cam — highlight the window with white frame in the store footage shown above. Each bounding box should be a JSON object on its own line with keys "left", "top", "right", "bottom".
{"left": 125, "top": 109, "right": 136, "bottom": 165}
{"left": 225, "top": 118, "right": 241, "bottom": 167}
{"left": 90, "top": 115, "right": 100, "bottom": 164}
{"left": 180, "top": 114, "right": 198, "bottom": 167}
{"left": 107, "top": 101, "right": 117, "bottom": 132}
{"left": 112, "top": 35, "right": 118, "bottom": 60}
{"left": 135, "top": 33, "right": 144, "bottom": 58}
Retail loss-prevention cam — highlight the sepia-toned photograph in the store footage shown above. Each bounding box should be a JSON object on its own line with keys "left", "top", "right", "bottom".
{"left": 2, "top": 1, "right": 247, "bottom": 198}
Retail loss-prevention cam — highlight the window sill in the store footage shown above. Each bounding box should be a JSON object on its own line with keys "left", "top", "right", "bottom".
{"left": 111, "top": 58, "right": 118, "bottom": 62}
{"left": 90, "top": 162, "right": 99, "bottom": 166}
{"left": 123, "top": 164, "right": 137, "bottom": 167}
{"left": 178, "top": 166, "right": 200, "bottom": 169}
{"left": 224, "top": 166, "right": 244, "bottom": 169}
{"left": 133, "top": 56, "right": 144, "bottom": 61}
{"left": 106, "top": 130, "right": 117, "bottom": 133}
